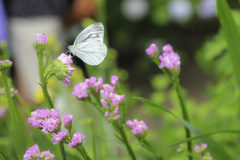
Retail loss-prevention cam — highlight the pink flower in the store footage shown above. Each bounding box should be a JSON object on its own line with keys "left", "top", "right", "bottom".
{"left": 111, "top": 76, "right": 119, "bottom": 87}
{"left": 23, "top": 144, "right": 40, "bottom": 160}
{"left": 145, "top": 44, "right": 159, "bottom": 57}
{"left": 23, "top": 144, "right": 54, "bottom": 160}
{"left": 52, "top": 130, "right": 69, "bottom": 144}
{"left": 103, "top": 84, "right": 115, "bottom": 93}
{"left": 194, "top": 143, "right": 208, "bottom": 153}
{"left": 159, "top": 52, "right": 181, "bottom": 70}
{"left": 0, "top": 60, "right": 13, "bottom": 71}
{"left": 63, "top": 113, "right": 75, "bottom": 128}
{"left": 162, "top": 44, "right": 173, "bottom": 53}
{"left": 72, "top": 82, "right": 89, "bottom": 99}
{"left": 57, "top": 53, "right": 75, "bottom": 86}
{"left": 36, "top": 34, "right": 48, "bottom": 45}
{"left": 28, "top": 109, "right": 60, "bottom": 134}
{"left": 68, "top": 131, "right": 86, "bottom": 148}
{"left": 126, "top": 119, "right": 148, "bottom": 137}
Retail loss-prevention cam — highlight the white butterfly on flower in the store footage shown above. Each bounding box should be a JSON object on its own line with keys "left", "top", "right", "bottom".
{"left": 67, "top": 22, "right": 107, "bottom": 65}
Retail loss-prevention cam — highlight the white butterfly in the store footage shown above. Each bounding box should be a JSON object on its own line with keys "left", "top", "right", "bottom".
{"left": 68, "top": 22, "right": 107, "bottom": 65}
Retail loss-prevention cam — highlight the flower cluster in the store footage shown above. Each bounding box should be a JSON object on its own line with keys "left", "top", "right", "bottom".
{"left": 23, "top": 144, "right": 54, "bottom": 160}
{"left": 63, "top": 113, "right": 75, "bottom": 129}
{"left": 0, "top": 87, "right": 18, "bottom": 97}
{"left": 52, "top": 130, "right": 69, "bottom": 145}
{"left": 159, "top": 44, "right": 181, "bottom": 70}
{"left": 194, "top": 143, "right": 208, "bottom": 153}
{"left": 28, "top": 109, "right": 60, "bottom": 134}
{"left": 0, "top": 60, "right": 13, "bottom": 71}
{"left": 100, "top": 83, "right": 124, "bottom": 123}
{"left": 68, "top": 131, "right": 86, "bottom": 148}
{"left": 49, "top": 53, "right": 75, "bottom": 86}
{"left": 145, "top": 44, "right": 159, "bottom": 57}
{"left": 194, "top": 143, "right": 212, "bottom": 160}
{"left": 126, "top": 119, "right": 148, "bottom": 138}
{"left": 72, "top": 76, "right": 104, "bottom": 99}
{"left": 72, "top": 75, "right": 123, "bottom": 123}
{"left": 176, "top": 144, "right": 184, "bottom": 153}
{"left": 36, "top": 34, "right": 48, "bottom": 51}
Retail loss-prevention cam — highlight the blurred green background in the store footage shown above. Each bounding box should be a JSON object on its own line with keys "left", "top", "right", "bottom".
{"left": 1, "top": 0, "right": 240, "bottom": 159}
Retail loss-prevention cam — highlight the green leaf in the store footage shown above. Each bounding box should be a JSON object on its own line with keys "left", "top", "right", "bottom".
{"left": 0, "top": 153, "right": 5, "bottom": 160}
{"left": 134, "top": 97, "right": 234, "bottom": 160}
{"left": 167, "top": 130, "right": 240, "bottom": 147}
{"left": 217, "top": 0, "right": 240, "bottom": 90}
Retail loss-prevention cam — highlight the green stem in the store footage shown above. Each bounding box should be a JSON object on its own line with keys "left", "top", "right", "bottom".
{"left": 140, "top": 139, "right": 162, "bottom": 159}
{"left": 174, "top": 77, "right": 192, "bottom": 160}
{"left": 59, "top": 142, "right": 67, "bottom": 160}
{"left": 87, "top": 106, "right": 97, "bottom": 160}
{"left": 37, "top": 51, "right": 52, "bottom": 109}
{"left": 76, "top": 145, "right": 92, "bottom": 160}
{"left": 1, "top": 70, "right": 22, "bottom": 159}
{"left": 13, "top": 101, "right": 32, "bottom": 147}
{"left": 114, "top": 122, "right": 136, "bottom": 160}
{"left": 152, "top": 59, "right": 173, "bottom": 83}
{"left": 81, "top": 144, "right": 92, "bottom": 160}
{"left": 153, "top": 59, "right": 191, "bottom": 160}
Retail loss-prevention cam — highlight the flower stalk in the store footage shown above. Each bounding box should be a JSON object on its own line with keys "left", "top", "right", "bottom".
{"left": 1, "top": 69, "right": 22, "bottom": 158}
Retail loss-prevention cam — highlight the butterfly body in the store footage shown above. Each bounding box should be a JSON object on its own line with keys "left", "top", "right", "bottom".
{"left": 68, "top": 22, "right": 107, "bottom": 65}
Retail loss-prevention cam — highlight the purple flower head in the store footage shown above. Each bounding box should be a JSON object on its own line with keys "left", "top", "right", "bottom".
{"left": 100, "top": 90, "right": 111, "bottom": 101}
{"left": 39, "top": 150, "right": 55, "bottom": 159}
{"left": 95, "top": 77, "right": 103, "bottom": 92}
{"left": 36, "top": 34, "right": 48, "bottom": 45}
{"left": 28, "top": 109, "right": 60, "bottom": 134}
{"left": 36, "top": 34, "right": 48, "bottom": 51}
{"left": 52, "top": 130, "right": 69, "bottom": 144}
{"left": 85, "top": 76, "right": 104, "bottom": 93}
{"left": 50, "top": 53, "right": 75, "bottom": 86}
{"left": 68, "top": 131, "right": 86, "bottom": 148}
{"left": 85, "top": 77, "right": 97, "bottom": 88}
{"left": 0, "top": 60, "right": 13, "bottom": 71}
{"left": 126, "top": 119, "right": 148, "bottom": 137}
{"left": 101, "top": 99, "right": 108, "bottom": 108}
{"left": 0, "top": 87, "right": 18, "bottom": 97}
{"left": 194, "top": 143, "right": 208, "bottom": 153}
{"left": 23, "top": 144, "right": 40, "bottom": 160}
{"left": 111, "top": 76, "right": 119, "bottom": 87}
{"left": 176, "top": 144, "right": 184, "bottom": 153}
{"left": 159, "top": 52, "right": 181, "bottom": 70}
{"left": 63, "top": 113, "right": 75, "bottom": 128}
{"left": 0, "top": 108, "right": 7, "bottom": 118}
{"left": 72, "top": 82, "right": 89, "bottom": 99}
{"left": 145, "top": 44, "right": 159, "bottom": 57}
{"left": 162, "top": 44, "right": 173, "bottom": 53}
{"left": 42, "top": 117, "right": 60, "bottom": 133}
{"left": 103, "top": 84, "right": 115, "bottom": 93}
{"left": 23, "top": 144, "right": 54, "bottom": 160}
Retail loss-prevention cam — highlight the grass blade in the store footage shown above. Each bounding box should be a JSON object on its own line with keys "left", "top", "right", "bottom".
{"left": 217, "top": 0, "right": 240, "bottom": 89}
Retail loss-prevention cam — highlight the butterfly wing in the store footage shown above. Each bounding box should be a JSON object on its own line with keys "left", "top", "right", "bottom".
{"left": 71, "top": 22, "right": 107, "bottom": 65}
{"left": 73, "top": 22, "right": 104, "bottom": 44}
{"left": 72, "top": 40, "right": 107, "bottom": 65}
